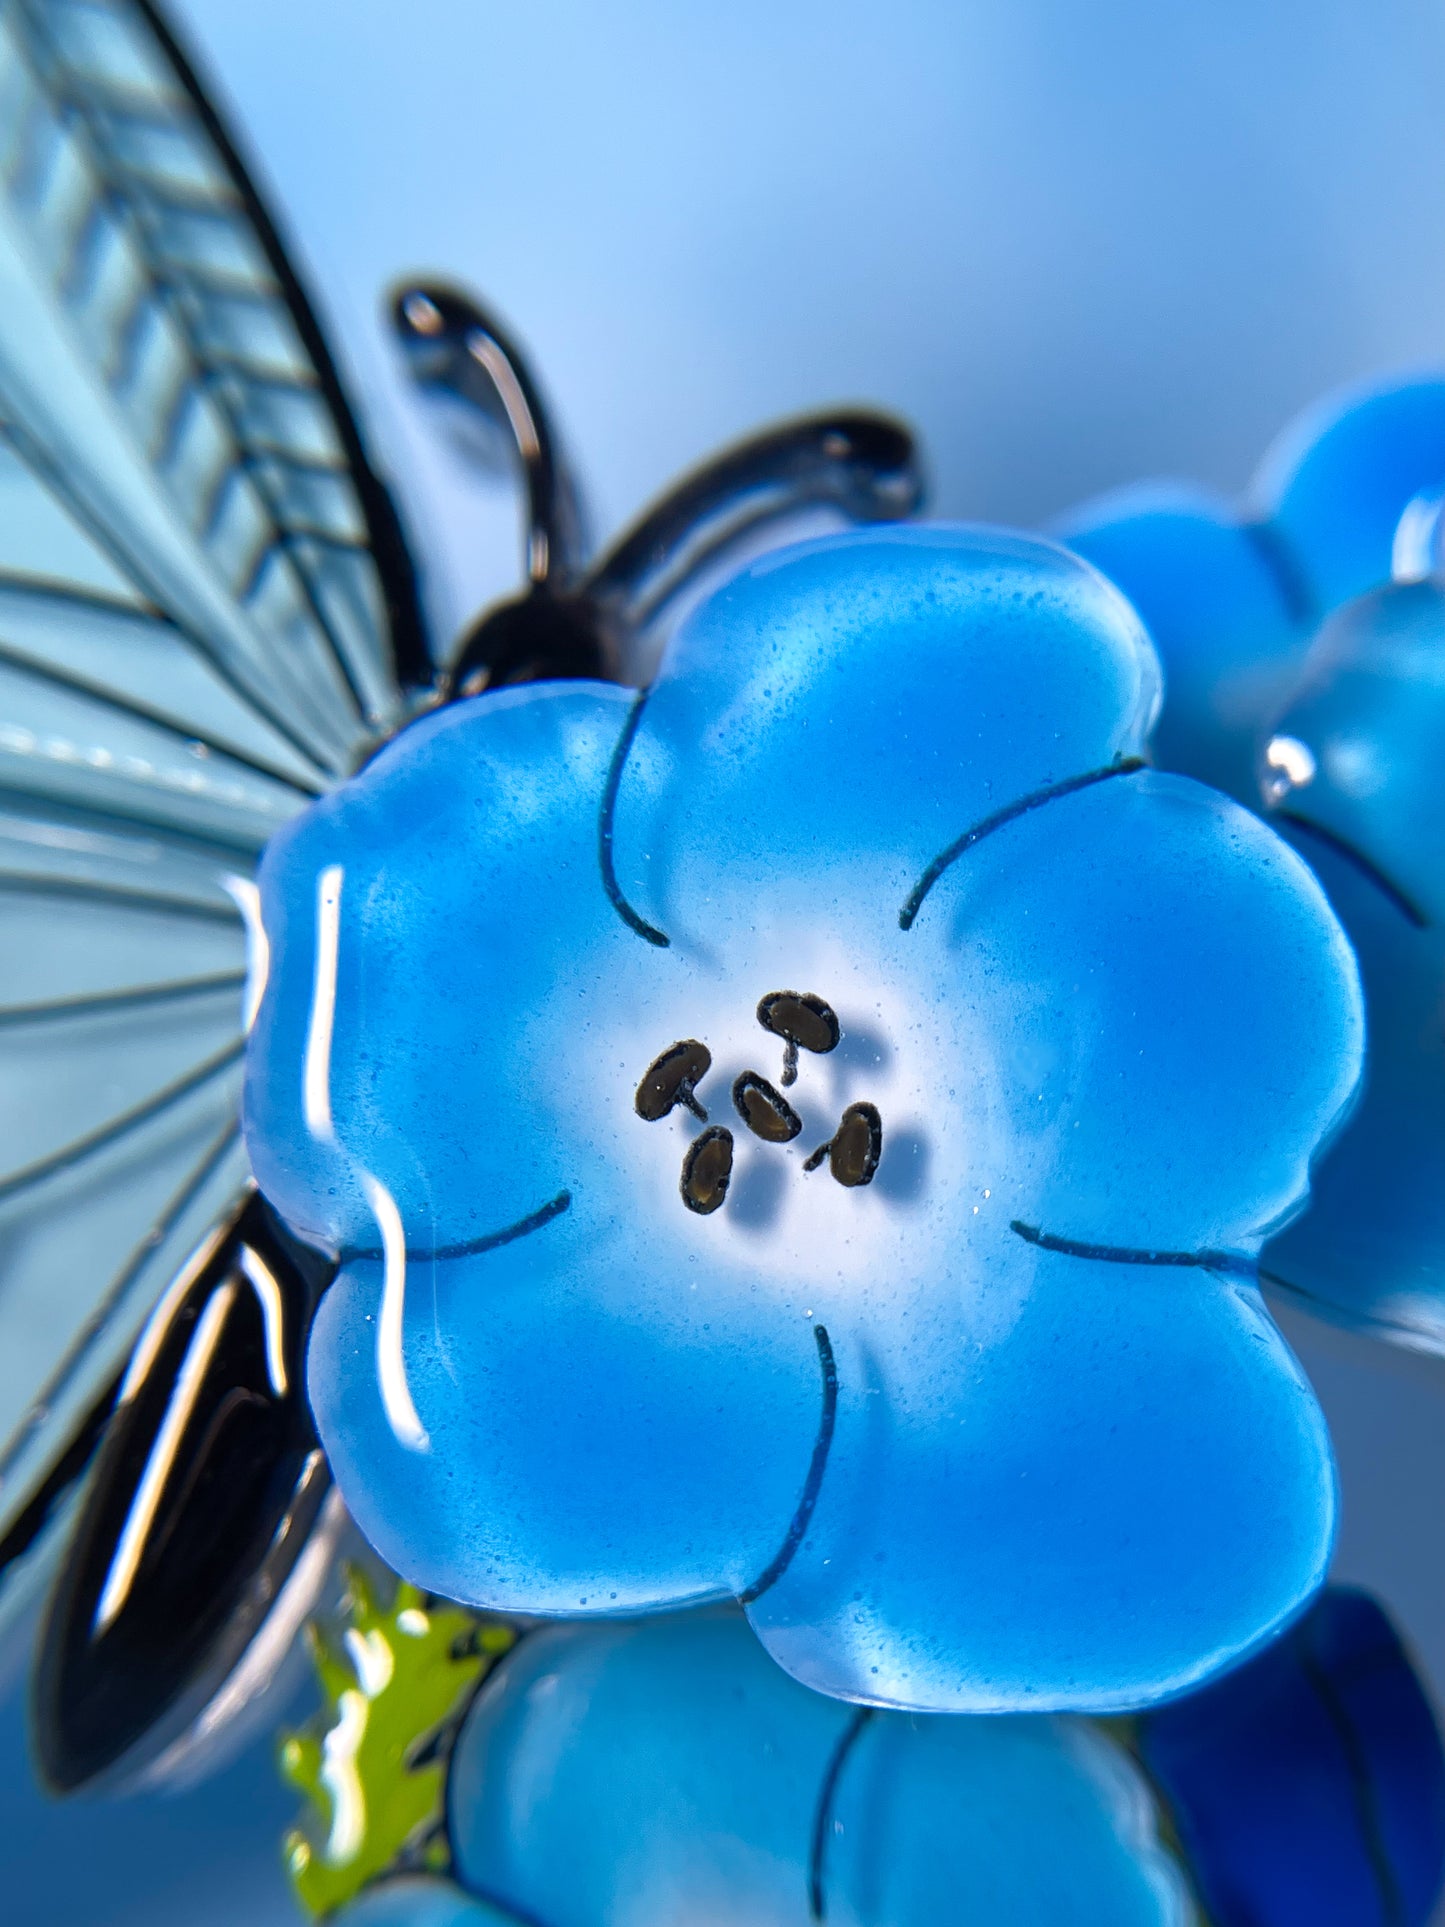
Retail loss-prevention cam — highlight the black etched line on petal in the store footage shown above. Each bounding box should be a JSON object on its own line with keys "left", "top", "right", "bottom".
{"left": 898, "top": 757, "right": 1146, "bottom": 931}
{"left": 681, "top": 1127, "right": 734, "bottom": 1214}
{"left": 636, "top": 1040, "right": 711, "bottom": 1122}
{"left": 733, "top": 1071, "right": 802, "bottom": 1143}
{"left": 346, "top": 1190, "right": 571, "bottom": 1262}
{"left": 1272, "top": 812, "right": 1428, "bottom": 930}
{"left": 738, "top": 1323, "right": 838, "bottom": 1605}
{"left": 1010, "top": 1219, "right": 1253, "bottom": 1278}
{"left": 598, "top": 689, "right": 670, "bottom": 947}
{"left": 1295, "top": 1633, "right": 1407, "bottom": 1927}
{"left": 808, "top": 1705, "right": 875, "bottom": 1924}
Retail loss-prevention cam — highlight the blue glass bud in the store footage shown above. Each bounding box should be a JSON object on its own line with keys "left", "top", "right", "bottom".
{"left": 446, "top": 1611, "right": 1188, "bottom": 1926}
{"left": 1139, "top": 1588, "right": 1445, "bottom": 1927}
{"left": 1060, "top": 376, "right": 1445, "bottom": 1349}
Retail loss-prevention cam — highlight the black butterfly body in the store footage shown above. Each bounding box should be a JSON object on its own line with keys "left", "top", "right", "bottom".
{"left": 0, "top": 0, "right": 921, "bottom": 1793}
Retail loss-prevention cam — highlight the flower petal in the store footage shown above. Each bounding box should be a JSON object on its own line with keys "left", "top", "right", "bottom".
{"left": 1254, "top": 374, "right": 1445, "bottom": 612}
{"left": 907, "top": 767, "right": 1363, "bottom": 1256}
{"left": 306, "top": 1191, "right": 826, "bottom": 1613}
{"left": 449, "top": 1614, "right": 852, "bottom": 1923}
{"left": 1058, "top": 484, "right": 1304, "bottom": 802}
{"left": 1262, "top": 829, "right": 1445, "bottom": 1348}
{"left": 1261, "top": 581, "right": 1445, "bottom": 930}
{"left": 831, "top": 1709, "right": 1188, "bottom": 1926}
{"left": 245, "top": 684, "right": 646, "bottom": 1251}
{"left": 746, "top": 1233, "right": 1335, "bottom": 1713}
{"left": 609, "top": 524, "right": 1159, "bottom": 953}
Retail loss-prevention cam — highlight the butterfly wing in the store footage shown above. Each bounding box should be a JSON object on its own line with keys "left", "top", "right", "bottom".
{"left": 0, "top": 0, "right": 426, "bottom": 1714}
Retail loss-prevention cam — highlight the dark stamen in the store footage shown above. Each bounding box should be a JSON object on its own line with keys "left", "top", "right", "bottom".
{"left": 635, "top": 1040, "right": 711, "bottom": 1122}
{"left": 733, "top": 1071, "right": 802, "bottom": 1144}
{"left": 828, "top": 1103, "right": 881, "bottom": 1186}
{"left": 757, "top": 991, "right": 840, "bottom": 1085}
{"left": 681, "top": 1126, "right": 734, "bottom": 1214}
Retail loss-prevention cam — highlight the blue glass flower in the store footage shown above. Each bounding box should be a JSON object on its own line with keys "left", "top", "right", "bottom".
{"left": 1060, "top": 376, "right": 1445, "bottom": 1346}
{"left": 384, "top": 1611, "right": 1187, "bottom": 1927}
{"left": 244, "top": 525, "right": 1363, "bottom": 1713}
{"left": 1138, "top": 1587, "right": 1445, "bottom": 1927}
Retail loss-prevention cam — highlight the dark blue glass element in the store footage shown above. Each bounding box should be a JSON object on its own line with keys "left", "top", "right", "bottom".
{"left": 1139, "top": 1588, "right": 1445, "bottom": 1927}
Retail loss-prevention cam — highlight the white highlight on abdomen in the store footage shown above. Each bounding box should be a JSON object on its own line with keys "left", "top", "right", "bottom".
{"left": 303, "top": 864, "right": 344, "bottom": 1138}
{"left": 240, "top": 1244, "right": 290, "bottom": 1397}
{"left": 95, "top": 1282, "right": 237, "bottom": 1635}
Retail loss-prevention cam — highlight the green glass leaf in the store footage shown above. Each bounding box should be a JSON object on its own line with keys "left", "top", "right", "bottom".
{"left": 279, "top": 1564, "right": 512, "bottom": 1918}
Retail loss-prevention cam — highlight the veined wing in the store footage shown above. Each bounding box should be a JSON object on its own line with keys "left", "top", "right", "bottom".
{"left": 0, "top": 0, "right": 429, "bottom": 1639}
{"left": 0, "top": 0, "right": 428, "bottom": 768}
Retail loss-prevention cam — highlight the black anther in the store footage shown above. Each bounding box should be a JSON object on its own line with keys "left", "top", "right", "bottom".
{"left": 732, "top": 1072, "right": 802, "bottom": 1144}
{"left": 804, "top": 1102, "right": 882, "bottom": 1187}
{"left": 681, "top": 1127, "right": 734, "bottom": 1215}
{"left": 757, "top": 992, "right": 840, "bottom": 1088}
{"left": 635, "top": 1040, "right": 711, "bottom": 1122}
{"left": 830, "top": 1103, "right": 882, "bottom": 1186}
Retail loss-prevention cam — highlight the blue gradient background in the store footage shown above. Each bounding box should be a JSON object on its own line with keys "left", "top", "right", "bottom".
{"left": 6, "top": 0, "right": 1445, "bottom": 1918}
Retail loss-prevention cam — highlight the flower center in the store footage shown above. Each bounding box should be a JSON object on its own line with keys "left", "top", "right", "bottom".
{"left": 633, "top": 991, "right": 883, "bottom": 1216}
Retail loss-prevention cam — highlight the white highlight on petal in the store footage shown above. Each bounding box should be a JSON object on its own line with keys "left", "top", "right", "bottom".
{"left": 239, "top": 1244, "right": 289, "bottom": 1397}
{"left": 303, "top": 864, "right": 344, "bottom": 1138}
{"left": 1392, "top": 487, "right": 1445, "bottom": 584}
{"left": 95, "top": 1282, "right": 237, "bottom": 1636}
{"left": 320, "top": 1688, "right": 368, "bottom": 1865}
{"left": 360, "top": 1168, "right": 430, "bottom": 1452}
{"left": 222, "top": 874, "right": 270, "bottom": 1034}
{"left": 1262, "top": 734, "right": 1317, "bottom": 803}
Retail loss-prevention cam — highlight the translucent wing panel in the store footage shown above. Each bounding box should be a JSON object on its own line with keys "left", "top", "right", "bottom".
{"left": 0, "top": 583, "right": 318, "bottom": 847}
{"left": 0, "top": 0, "right": 422, "bottom": 782}
{"left": 0, "top": 804, "right": 254, "bottom": 1549}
